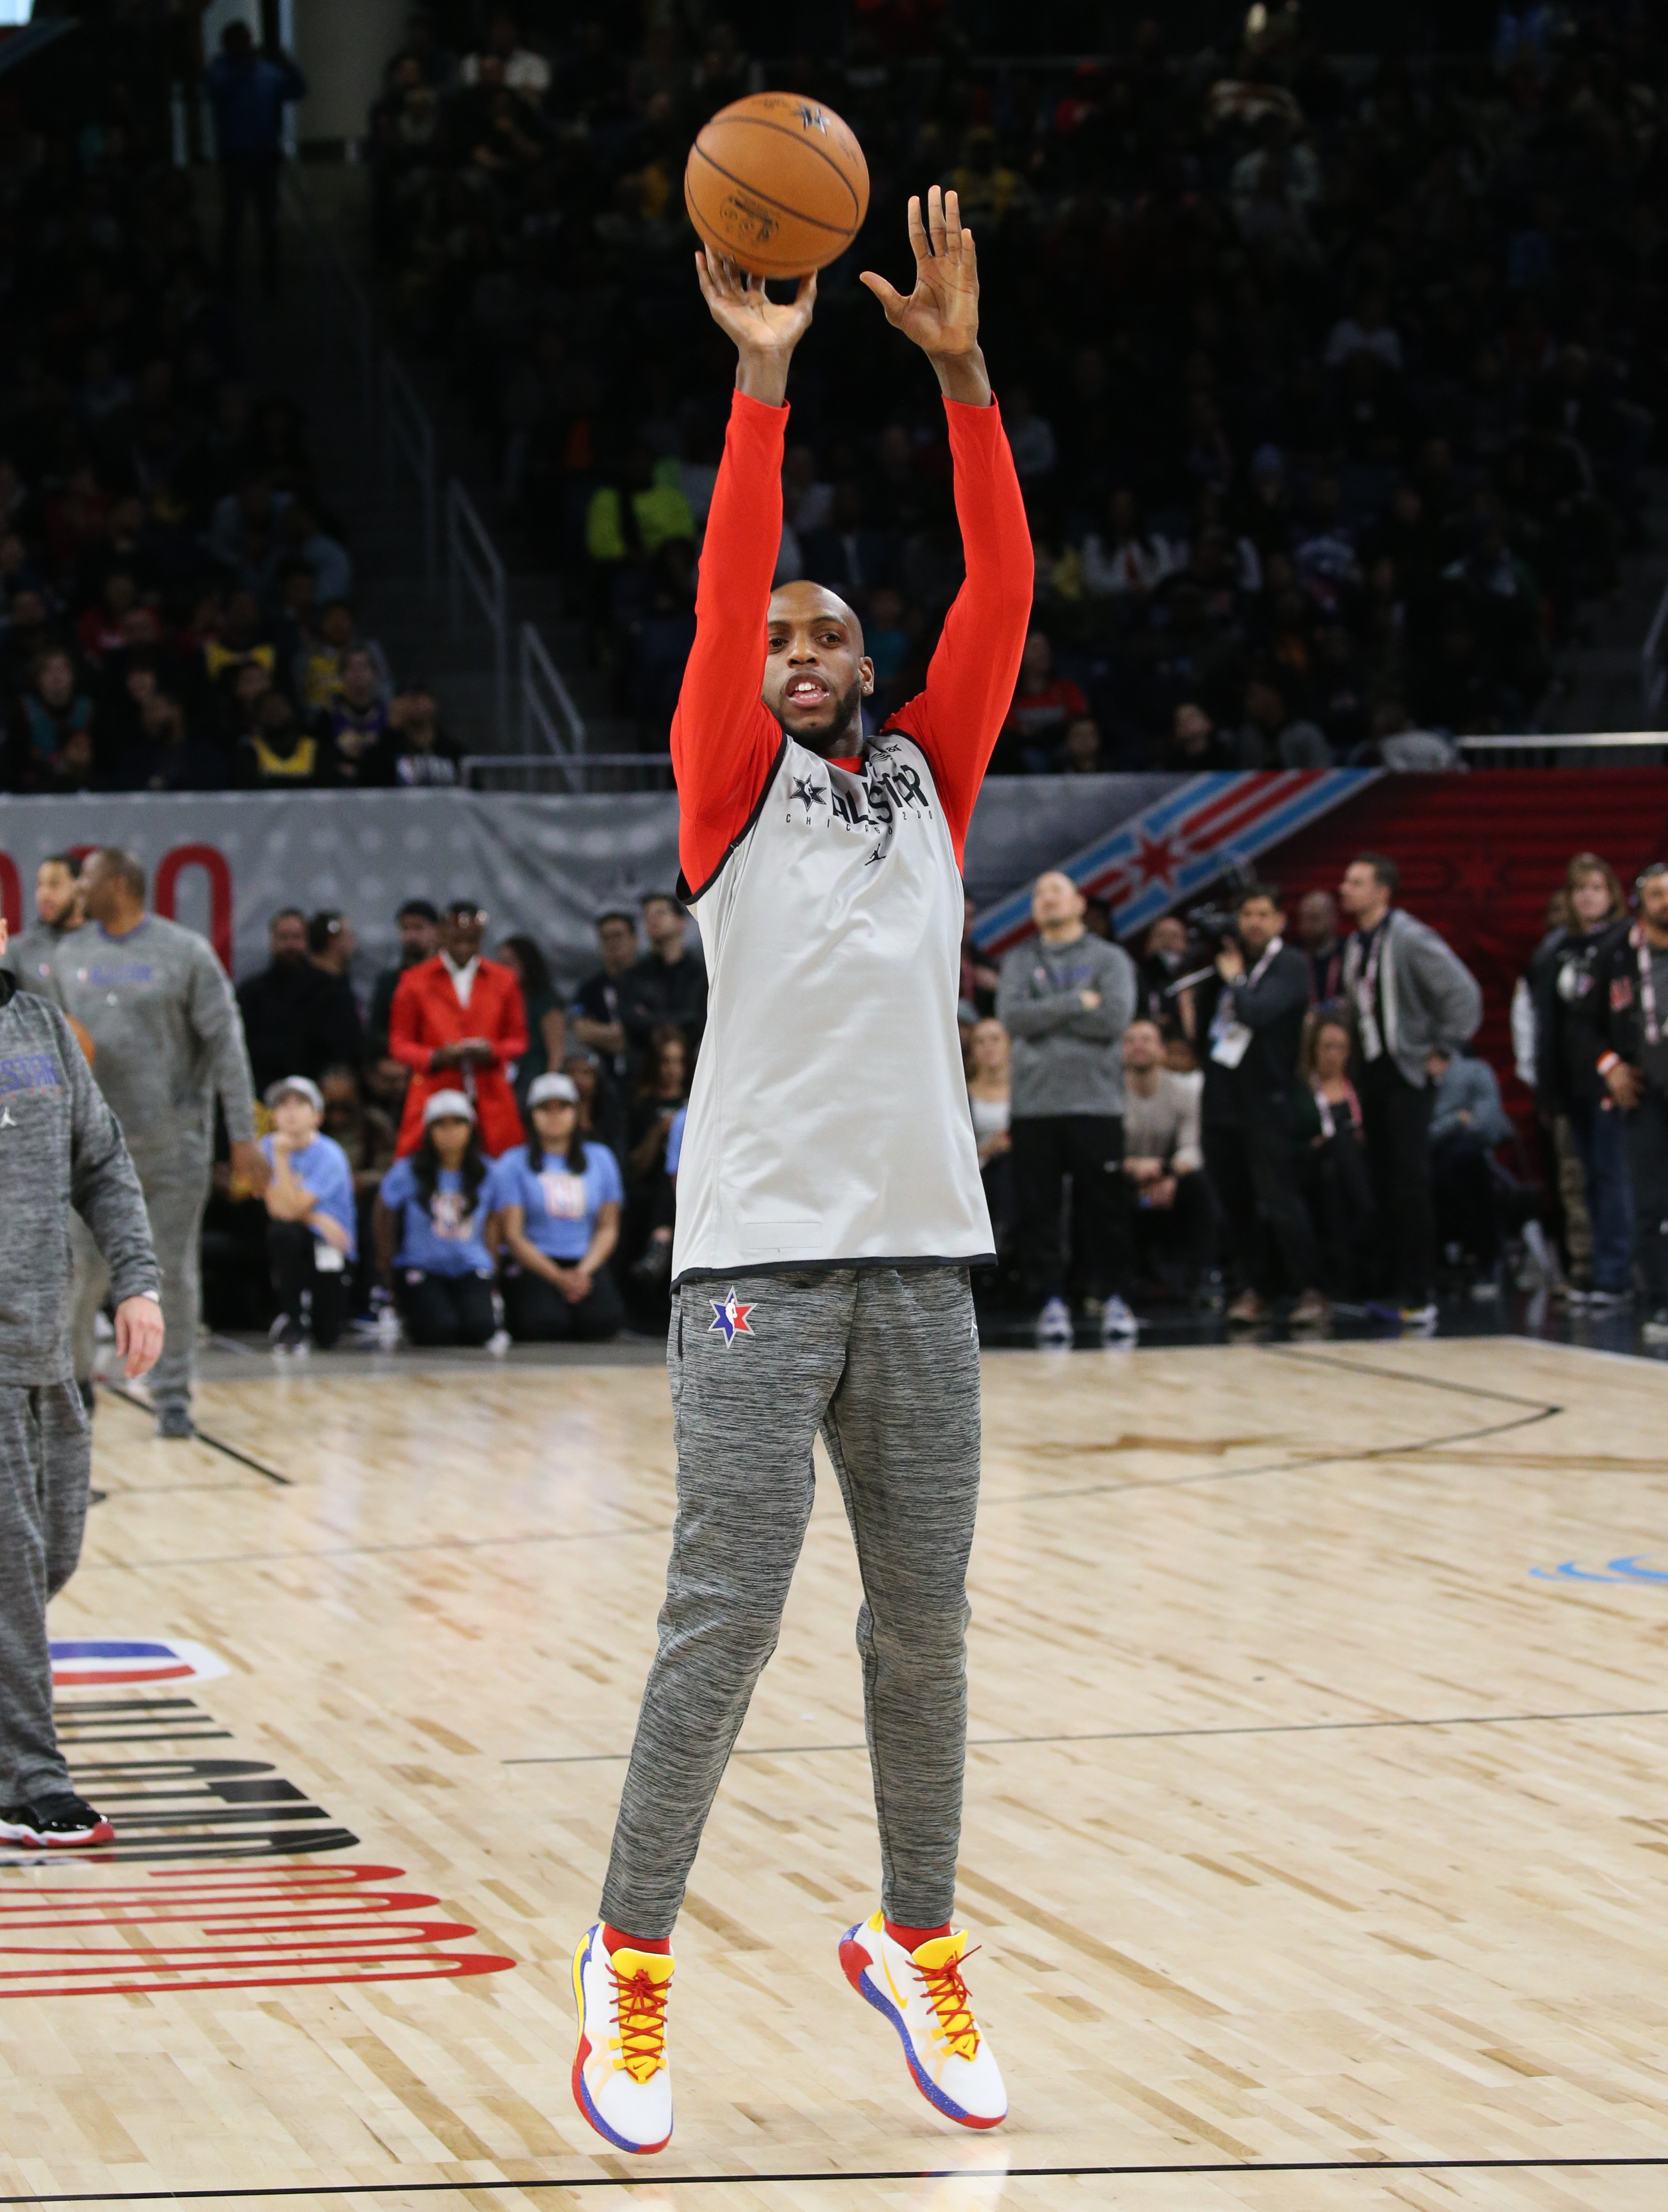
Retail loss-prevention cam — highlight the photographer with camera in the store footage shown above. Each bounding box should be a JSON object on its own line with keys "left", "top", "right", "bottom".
{"left": 1196, "top": 883, "right": 1329, "bottom": 1328}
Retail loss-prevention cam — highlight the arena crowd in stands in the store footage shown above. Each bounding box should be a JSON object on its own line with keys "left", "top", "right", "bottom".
{"left": 369, "top": 2, "right": 1664, "bottom": 760}
{"left": 0, "top": 30, "right": 460, "bottom": 794}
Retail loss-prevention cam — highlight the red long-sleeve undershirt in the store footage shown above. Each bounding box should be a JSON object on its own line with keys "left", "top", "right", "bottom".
{"left": 670, "top": 387, "right": 1033, "bottom": 893}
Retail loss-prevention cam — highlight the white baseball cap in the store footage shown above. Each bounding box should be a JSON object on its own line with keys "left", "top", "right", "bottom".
{"left": 265, "top": 1075, "right": 323, "bottom": 1113}
{"left": 526, "top": 1072, "right": 580, "bottom": 1108}
{"left": 422, "top": 1087, "right": 477, "bottom": 1127}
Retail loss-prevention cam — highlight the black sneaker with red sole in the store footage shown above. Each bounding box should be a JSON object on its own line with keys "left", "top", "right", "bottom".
{"left": 0, "top": 1794, "right": 114, "bottom": 1847}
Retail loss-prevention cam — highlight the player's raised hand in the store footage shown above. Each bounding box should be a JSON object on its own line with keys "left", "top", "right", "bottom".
{"left": 696, "top": 246, "right": 816, "bottom": 406}
{"left": 859, "top": 187, "right": 990, "bottom": 405}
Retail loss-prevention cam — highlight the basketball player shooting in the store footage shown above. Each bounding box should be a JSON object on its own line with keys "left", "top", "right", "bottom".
{"left": 571, "top": 187, "right": 1031, "bottom": 2154}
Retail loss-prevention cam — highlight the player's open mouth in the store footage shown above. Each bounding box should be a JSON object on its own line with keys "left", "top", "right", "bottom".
{"left": 786, "top": 678, "right": 830, "bottom": 707}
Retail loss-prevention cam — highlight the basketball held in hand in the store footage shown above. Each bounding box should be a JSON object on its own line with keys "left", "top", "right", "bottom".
{"left": 684, "top": 92, "right": 870, "bottom": 277}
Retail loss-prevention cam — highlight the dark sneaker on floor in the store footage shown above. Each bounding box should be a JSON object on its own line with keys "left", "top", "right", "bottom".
{"left": 268, "top": 1314, "right": 307, "bottom": 1351}
{"left": 0, "top": 1795, "right": 114, "bottom": 1848}
{"left": 155, "top": 1402, "right": 195, "bottom": 1440}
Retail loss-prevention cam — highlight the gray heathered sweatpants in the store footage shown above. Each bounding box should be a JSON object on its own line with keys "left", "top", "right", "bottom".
{"left": 600, "top": 1264, "right": 983, "bottom": 1940}
{"left": 71, "top": 1138, "right": 209, "bottom": 1413}
{"left": 0, "top": 1383, "right": 91, "bottom": 1804}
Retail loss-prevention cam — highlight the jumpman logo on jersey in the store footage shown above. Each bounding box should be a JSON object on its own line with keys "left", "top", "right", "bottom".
{"left": 0, "top": 1107, "right": 15, "bottom": 1129}
{"left": 708, "top": 1288, "right": 755, "bottom": 1344}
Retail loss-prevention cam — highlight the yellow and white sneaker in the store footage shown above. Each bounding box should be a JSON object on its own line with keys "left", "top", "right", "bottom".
{"left": 839, "top": 1908, "right": 1007, "bottom": 2128}
{"left": 571, "top": 1924, "right": 674, "bottom": 2153}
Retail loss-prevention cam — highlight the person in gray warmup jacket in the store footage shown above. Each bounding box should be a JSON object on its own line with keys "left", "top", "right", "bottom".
{"left": 996, "top": 869, "right": 1139, "bottom": 1345}
{"left": 1338, "top": 853, "right": 1483, "bottom": 1321}
{"left": 40, "top": 848, "right": 267, "bottom": 1438}
{"left": 0, "top": 926, "right": 163, "bottom": 1848}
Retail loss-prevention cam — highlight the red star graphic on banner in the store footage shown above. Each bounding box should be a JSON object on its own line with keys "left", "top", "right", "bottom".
{"left": 1134, "top": 830, "right": 1182, "bottom": 888}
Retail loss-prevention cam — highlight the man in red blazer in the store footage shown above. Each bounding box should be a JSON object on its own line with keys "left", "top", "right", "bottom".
{"left": 389, "top": 899, "right": 528, "bottom": 1157}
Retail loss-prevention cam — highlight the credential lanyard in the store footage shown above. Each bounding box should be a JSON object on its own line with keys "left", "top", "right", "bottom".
{"left": 1637, "top": 925, "right": 1663, "bottom": 1048}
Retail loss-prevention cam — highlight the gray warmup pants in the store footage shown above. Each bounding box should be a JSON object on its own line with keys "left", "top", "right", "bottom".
{"left": 0, "top": 1383, "right": 91, "bottom": 1803}
{"left": 71, "top": 1139, "right": 208, "bottom": 1412}
{"left": 600, "top": 1265, "right": 983, "bottom": 1940}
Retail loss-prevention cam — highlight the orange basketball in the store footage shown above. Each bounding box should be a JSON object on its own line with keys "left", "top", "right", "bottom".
{"left": 685, "top": 92, "right": 870, "bottom": 278}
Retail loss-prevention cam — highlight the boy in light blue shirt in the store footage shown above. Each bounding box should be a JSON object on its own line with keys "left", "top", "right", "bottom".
{"left": 261, "top": 1076, "right": 356, "bottom": 1350}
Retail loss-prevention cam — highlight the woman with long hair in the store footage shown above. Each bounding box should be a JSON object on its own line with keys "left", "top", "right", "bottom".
{"left": 965, "top": 1016, "right": 1013, "bottom": 1247}
{"left": 498, "top": 932, "right": 566, "bottom": 1104}
{"left": 1294, "top": 1009, "right": 1374, "bottom": 1298}
{"left": 373, "top": 1091, "right": 496, "bottom": 1345}
{"left": 486, "top": 1074, "right": 624, "bottom": 1342}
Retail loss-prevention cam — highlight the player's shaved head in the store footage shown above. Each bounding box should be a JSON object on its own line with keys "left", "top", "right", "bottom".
{"left": 767, "top": 578, "right": 865, "bottom": 652}
{"left": 762, "top": 579, "right": 874, "bottom": 761}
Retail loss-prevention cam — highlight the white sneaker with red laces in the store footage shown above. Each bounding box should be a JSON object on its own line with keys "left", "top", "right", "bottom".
{"left": 570, "top": 1924, "right": 674, "bottom": 2154}
{"left": 840, "top": 1908, "right": 1007, "bottom": 2128}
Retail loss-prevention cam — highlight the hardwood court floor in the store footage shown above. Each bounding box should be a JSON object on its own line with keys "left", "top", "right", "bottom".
{"left": 5, "top": 1336, "right": 1668, "bottom": 2210}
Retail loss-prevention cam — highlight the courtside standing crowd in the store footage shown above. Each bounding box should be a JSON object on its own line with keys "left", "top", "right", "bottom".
{"left": 6, "top": 833, "right": 1667, "bottom": 1373}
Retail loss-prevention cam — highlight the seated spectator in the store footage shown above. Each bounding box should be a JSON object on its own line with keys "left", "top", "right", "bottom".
{"left": 1234, "top": 669, "right": 1332, "bottom": 768}
{"left": 1294, "top": 1010, "right": 1374, "bottom": 1299}
{"left": 1120, "top": 1017, "right": 1213, "bottom": 1302}
{"left": 622, "top": 892, "right": 706, "bottom": 1060}
{"left": 1355, "top": 697, "right": 1463, "bottom": 771}
{"left": 238, "top": 909, "right": 365, "bottom": 1099}
{"left": 1163, "top": 700, "right": 1239, "bottom": 774}
{"left": 374, "top": 1090, "right": 496, "bottom": 1346}
{"left": 275, "top": 499, "right": 352, "bottom": 604}
{"left": 1001, "top": 386, "right": 1057, "bottom": 485}
{"left": 1082, "top": 489, "right": 1184, "bottom": 600}
{"left": 386, "top": 681, "right": 462, "bottom": 785}
{"left": 260, "top": 1075, "right": 356, "bottom": 1350}
{"left": 952, "top": 1008, "right": 1009, "bottom": 1253}
{"left": 1428, "top": 1044, "right": 1512, "bottom": 1295}
{"left": 993, "top": 630, "right": 1088, "bottom": 775}
{"left": 203, "top": 589, "right": 277, "bottom": 687}
{"left": 11, "top": 648, "right": 97, "bottom": 793}
{"left": 236, "top": 689, "right": 327, "bottom": 786}
{"left": 498, "top": 932, "right": 566, "bottom": 1104}
{"left": 320, "top": 647, "right": 391, "bottom": 785}
{"left": 1059, "top": 714, "right": 1105, "bottom": 773}
{"left": 460, "top": 9, "right": 550, "bottom": 95}
{"left": 297, "top": 598, "right": 367, "bottom": 711}
{"left": 124, "top": 672, "right": 226, "bottom": 792}
{"left": 488, "top": 1073, "right": 624, "bottom": 1342}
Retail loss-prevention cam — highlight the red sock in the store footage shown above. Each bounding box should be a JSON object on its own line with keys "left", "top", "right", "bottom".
{"left": 885, "top": 1919, "right": 951, "bottom": 1950}
{"left": 602, "top": 1922, "right": 671, "bottom": 1956}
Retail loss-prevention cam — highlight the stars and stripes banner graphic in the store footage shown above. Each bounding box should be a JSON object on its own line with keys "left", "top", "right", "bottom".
{"left": 968, "top": 770, "right": 1381, "bottom": 957}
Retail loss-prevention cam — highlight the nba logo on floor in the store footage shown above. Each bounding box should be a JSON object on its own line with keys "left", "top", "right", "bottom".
{"left": 709, "top": 1290, "right": 755, "bottom": 1344}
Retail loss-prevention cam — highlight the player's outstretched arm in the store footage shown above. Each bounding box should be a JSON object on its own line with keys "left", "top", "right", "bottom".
{"left": 696, "top": 247, "right": 816, "bottom": 406}
{"left": 860, "top": 186, "right": 990, "bottom": 407}
{"left": 867, "top": 190, "right": 1030, "bottom": 856}
{"left": 673, "top": 248, "right": 819, "bottom": 891}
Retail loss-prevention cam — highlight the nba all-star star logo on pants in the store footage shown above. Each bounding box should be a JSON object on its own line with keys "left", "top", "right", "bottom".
{"left": 600, "top": 1264, "right": 982, "bottom": 1940}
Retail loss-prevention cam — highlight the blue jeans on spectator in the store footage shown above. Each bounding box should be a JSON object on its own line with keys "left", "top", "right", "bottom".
{"left": 1568, "top": 1097, "right": 1634, "bottom": 1292}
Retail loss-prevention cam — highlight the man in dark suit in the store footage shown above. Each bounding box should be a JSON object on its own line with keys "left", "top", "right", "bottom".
{"left": 1197, "top": 882, "right": 1328, "bottom": 1326}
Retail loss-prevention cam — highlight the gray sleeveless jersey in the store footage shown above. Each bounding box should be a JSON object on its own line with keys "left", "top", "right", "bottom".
{"left": 671, "top": 728, "right": 993, "bottom": 1285}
